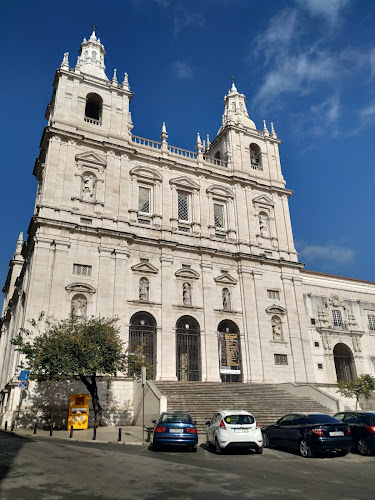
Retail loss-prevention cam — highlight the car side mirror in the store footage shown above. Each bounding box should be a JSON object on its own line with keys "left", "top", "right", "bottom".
{"left": 206, "top": 421, "right": 210, "bottom": 426}
{"left": 152, "top": 420, "right": 156, "bottom": 424}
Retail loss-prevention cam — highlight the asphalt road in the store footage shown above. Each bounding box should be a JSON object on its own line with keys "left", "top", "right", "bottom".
{"left": 0, "top": 431, "right": 374, "bottom": 500}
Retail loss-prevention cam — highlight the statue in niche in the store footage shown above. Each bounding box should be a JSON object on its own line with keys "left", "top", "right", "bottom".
{"left": 259, "top": 214, "right": 269, "bottom": 237}
{"left": 222, "top": 288, "right": 231, "bottom": 310}
{"left": 71, "top": 294, "right": 87, "bottom": 318}
{"left": 82, "top": 173, "right": 96, "bottom": 201}
{"left": 272, "top": 317, "right": 282, "bottom": 340}
{"left": 139, "top": 277, "right": 149, "bottom": 301}
{"left": 183, "top": 282, "right": 192, "bottom": 305}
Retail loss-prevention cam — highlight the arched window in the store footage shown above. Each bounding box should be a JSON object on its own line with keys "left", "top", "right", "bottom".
{"left": 214, "top": 151, "right": 221, "bottom": 160}
{"left": 259, "top": 211, "right": 270, "bottom": 237}
{"left": 182, "top": 282, "right": 192, "bottom": 306}
{"left": 81, "top": 172, "right": 97, "bottom": 201}
{"left": 217, "top": 320, "right": 241, "bottom": 383}
{"left": 333, "top": 343, "right": 357, "bottom": 382}
{"left": 139, "top": 277, "right": 149, "bottom": 301}
{"left": 250, "top": 143, "right": 262, "bottom": 170}
{"left": 222, "top": 288, "right": 231, "bottom": 310}
{"left": 271, "top": 315, "right": 283, "bottom": 341}
{"left": 84, "top": 93, "right": 103, "bottom": 123}
{"left": 231, "top": 102, "right": 236, "bottom": 111}
{"left": 176, "top": 315, "right": 201, "bottom": 381}
{"left": 129, "top": 312, "right": 156, "bottom": 378}
{"left": 92, "top": 51, "right": 97, "bottom": 62}
{"left": 71, "top": 294, "right": 87, "bottom": 318}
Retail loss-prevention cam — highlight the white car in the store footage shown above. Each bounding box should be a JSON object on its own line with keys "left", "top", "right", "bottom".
{"left": 206, "top": 410, "right": 263, "bottom": 454}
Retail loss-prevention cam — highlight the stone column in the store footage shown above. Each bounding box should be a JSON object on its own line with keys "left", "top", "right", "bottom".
{"left": 96, "top": 246, "right": 115, "bottom": 315}
{"left": 159, "top": 255, "right": 176, "bottom": 380}
{"left": 201, "top": 261, "right": 221, "bottom": 382}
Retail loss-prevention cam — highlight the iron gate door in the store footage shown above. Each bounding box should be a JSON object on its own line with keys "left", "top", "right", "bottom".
{"left": 129, "top": 312, "right": 156, "bottom": 379}
{"left": 176, "top": 330, "right": 201, "bottom": 381}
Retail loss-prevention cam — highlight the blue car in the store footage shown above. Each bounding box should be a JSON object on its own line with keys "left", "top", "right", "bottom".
{"left": 152, "top": 412, "right": 198, "bottom": 451}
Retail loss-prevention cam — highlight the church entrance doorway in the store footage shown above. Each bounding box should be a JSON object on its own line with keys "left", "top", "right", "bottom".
{"left": 217, "top": 320, "right": 242, "bottom": 382}
{"left": 333, "top": 343, "right": 357, "bottom": 383}
{"left": 176, "top": 316, "right": 201, "bottom": 381}
{"left": 129, "top": 312, "right": 156, "bottom": 378}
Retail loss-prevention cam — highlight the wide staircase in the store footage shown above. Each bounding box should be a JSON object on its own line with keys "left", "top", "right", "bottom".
{"left": 153, "top": 382, "right": 332, "bottom": 433}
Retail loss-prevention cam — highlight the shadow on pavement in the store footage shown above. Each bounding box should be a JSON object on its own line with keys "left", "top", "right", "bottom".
{"left": 0, "top": 431, "right": 31, "bottom": 483}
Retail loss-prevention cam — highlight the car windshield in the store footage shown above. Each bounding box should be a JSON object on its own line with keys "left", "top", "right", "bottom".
{"left": 223, "top": 414, "right": 254, "bottom": 425}
{"left": 307, "top": 415, "right": 341, "bottom": 424}
{"left": 161, "top": 413, "right": 192, "bottom": 423}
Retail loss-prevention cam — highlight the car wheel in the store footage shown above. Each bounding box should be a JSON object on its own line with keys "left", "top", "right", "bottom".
{"left": 215, "top": 438, "right": 222, "bottom": 455}
{"left": 206, "top": 436, "right": 212, "bottom": 449}
{"left": 299, "top": 439, "right": 313, "bottom": 458}
{"left": 255, "top": 446, "right": 263, "bottom": 454}
{"left": 190, "top": 446, "right": 197, "bottom": 453}
{"left": 336, "top": 449, "right": 349, "bottom": 457}
{"left": 358, "top": 439, "right": 371, "bottom": 456}
{"left": 263, "top": 433, "right": 270, "bottom": 448}
{"left": 152, "top": 443, "right": 160, "bottom": 452}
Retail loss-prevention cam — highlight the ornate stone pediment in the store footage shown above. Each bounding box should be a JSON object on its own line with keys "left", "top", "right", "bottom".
{"left": 252, "top": 195, "right": 274, "bottom": 207}
{"left": 206, "top": 184, "right": 234, "bottom": 199}
{"left": 214, "top": 272, "right": 238, "bottom": 285}
{"left": 266, "top": 305, "right": 287, "bottom": 315}
{"left": 131, "top": 261, "right": 159, "bottom": 274}
{"left": 65, "top": 282, "right": 96, "bottom": 294}
{"left": 325, "top": 294, "right": 346, "bottom": 308}
{"left": 169, "top": 176, "right": 200, "bottom": 191}
{"left": 175, "top": 267, "right": 200, "bottom": 280}
{"left": 75, "top": 151, "right": 107, "bottom": 167}
{"left": 129, "top": 166, "right": 163, "bottom": 182}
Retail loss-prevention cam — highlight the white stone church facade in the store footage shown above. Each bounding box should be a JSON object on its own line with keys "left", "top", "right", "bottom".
{"left": 1, "top": 32, "right": 375, "bottom": 423}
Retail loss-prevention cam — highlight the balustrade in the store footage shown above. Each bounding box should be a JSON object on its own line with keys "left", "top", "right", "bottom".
{"left": 131, "top": 135, "right": 161, "bottom": 149}
{"left": 168, "top": 145, "right": 197, "bottom": 159}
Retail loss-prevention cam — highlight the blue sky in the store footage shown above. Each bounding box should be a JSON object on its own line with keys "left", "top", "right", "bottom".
{"left": 1, "top": 0, "right": 374, "bottom": 289}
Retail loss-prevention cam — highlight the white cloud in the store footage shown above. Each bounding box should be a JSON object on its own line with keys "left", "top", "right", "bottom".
{"left": 173, "top": 8, "right": 205, "bottom": 36}
{"left": 295, "top": 0, "right": 349, "bottom": 26}
{"left": 360, "top": 103, "right": 375, "bottom": 118}
{"left": 173, "top": 61, "right": 193, "bottom": 79}
{"left": 309, "top": 95, "right": 340, "bottom": 134}
{"left": 298, "top": 243, "right": 354, "bottom": 264}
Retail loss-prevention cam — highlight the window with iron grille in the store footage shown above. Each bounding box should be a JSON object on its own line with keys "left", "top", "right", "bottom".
{"left": 267, "top": 290, "right": 280, "bottom": 300}
{"left": 332, "top": 309, "right": 343, "bottom": 327}
{"left": 368, "top": 314, "right": 375, "bottom": 331}
{"left": 213, "top": 203, "right": 225, "bottom": 229}
{"left": 138, "top": 186, "right": 151, "bottom": 214}
{"left": 178, "top": 192, "right": 189, "bottom": 221}
{"left": 73, "top": 264, "right": 92, "bottom": 277}
{"left": 274, "top": 354, "right": 288, "bottom": 365}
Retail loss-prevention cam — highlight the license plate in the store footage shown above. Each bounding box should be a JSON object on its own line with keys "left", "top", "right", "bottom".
{"left": 329, "top": 431, "right": 344, "bottom": 436}
{"left": 170, "top": 428, "right": 182, "bottom": 433}
{"left": 234, "top": 428, "right": 249, "bottom": 433}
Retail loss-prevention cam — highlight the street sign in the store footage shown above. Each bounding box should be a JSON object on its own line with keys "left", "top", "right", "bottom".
{"left": 19, "top": 370, "right": 30, "bottom": 381}
{"left": 19, "top": 380, "right": 28, "bottom": 390}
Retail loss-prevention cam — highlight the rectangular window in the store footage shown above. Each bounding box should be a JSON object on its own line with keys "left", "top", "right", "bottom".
{"left": 314, "top": 341, "right": 320, "bottom": 347}
{"left": 138, "top": 186, "right": 151, "bottom": 214}
{"left": 318, "top": 363, "right": 323, "bottom": 370}
{"left": 332, "top": 309, "right": 343, "bottom": 327}
{"left": 267, "top": 290, "right": 280, "bottom": 300}
{"left": 213, "top": 203, "right": 225, "bottom": 229}
{"left": 274, "top": 354, "right": 288, "bottom": 365}
{"left": 368, "top": 314, "right": 375, "bottom": 331}
{"left": 73, "top": 264, "right": 92, "bottom": 277}
{"left": 311, "top": 318, "right": 316, "bottom": 325}
{"left": 178, "top": 192, "right": 189, "bottom": 221}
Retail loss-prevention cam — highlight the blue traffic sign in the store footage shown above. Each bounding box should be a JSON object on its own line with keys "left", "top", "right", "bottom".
{"left": 19, "top": 380, "right": 28, "bottom": 390}
{"left": 19, "top": 370, "right": 30, "bottom": 381}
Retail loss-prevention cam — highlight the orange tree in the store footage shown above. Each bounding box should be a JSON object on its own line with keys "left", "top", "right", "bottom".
{"left": 11, "top": 314, "right": 149, "bottom": 427}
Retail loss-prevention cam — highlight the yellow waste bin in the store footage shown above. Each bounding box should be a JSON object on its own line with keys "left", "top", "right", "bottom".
{"left": 67, "top": 394, "right": 90, "bottom": 430}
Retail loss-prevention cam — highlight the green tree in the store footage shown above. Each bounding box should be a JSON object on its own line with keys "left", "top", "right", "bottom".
{"left": 11, "top": 314, "right": 149, "bottom": 427}
{"left": 337, "top": 374, "right": 375, "bottom": 410}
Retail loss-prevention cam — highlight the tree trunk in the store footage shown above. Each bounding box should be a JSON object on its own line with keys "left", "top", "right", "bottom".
{"left": 79, "top": 374, "right": 104, "bottom": 427}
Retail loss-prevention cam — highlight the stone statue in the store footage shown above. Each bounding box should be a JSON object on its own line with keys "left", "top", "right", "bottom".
{"left": 139, "top": 278, "right": 149, "bottom": 301}
{"left": 82, "top": 174, "right": 96, "bottom": 201}
{"left": 183, "top": 282, "right": 192, "bottom": 305}
{"left": 272, "top": 319, "right": 282, "bottom": 340}
{"left": 259, "top": 215, "right": 268, "bottom": 236}
{"left": 222, "top": 288, "right": 231, "bottom": 310}
{"left": 71, "top": 295, "right": 87, "bottom": 318}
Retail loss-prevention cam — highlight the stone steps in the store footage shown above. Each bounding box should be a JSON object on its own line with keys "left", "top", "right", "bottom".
{"left": 154, "top": 382, "right": 332, "bottom": 433}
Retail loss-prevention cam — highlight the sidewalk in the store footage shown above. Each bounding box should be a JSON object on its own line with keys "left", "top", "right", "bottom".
{"left": 10, "top": 425, "right": 146, "bottom": 445}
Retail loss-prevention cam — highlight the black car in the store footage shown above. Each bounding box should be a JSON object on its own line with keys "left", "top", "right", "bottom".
{"left": 263, "top": 413, "right": 352, "bottom": 458}
{"left": 334, "top": 411, "right": 375, "bottom": 456}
